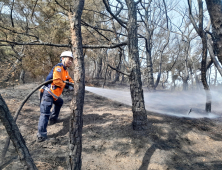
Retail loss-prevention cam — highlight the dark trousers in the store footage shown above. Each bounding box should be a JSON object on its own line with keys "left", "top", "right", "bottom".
{"left": 37, "top": 91, "right": 63, "bottom": 138}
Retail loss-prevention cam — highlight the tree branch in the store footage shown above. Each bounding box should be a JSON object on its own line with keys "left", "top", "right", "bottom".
{"left": 187, "top": 0, "right": 199, "bottom": 34}
{"left": 54, "top": 0, "right": 69, "bottom": 11}
{"left": 0, "top": 40, "right": 128, "bottom": 49}
{"left": 102, "top": 0, "right": 127, "bottom": 29}
{"left": 115, "top": 0, "right": 124, "bottom": 16}
{"left": 83, "top": 41, "right": 128, "bottom": 49}
{"left": 81, "top": 20, "right": 127, "bottom": 37}
{"left": 10, "top": 0, "right": 15, "bottom": 27}
{"left": 0, "top": 40, "right": 70, "bottom": 47}
{"left": 31, "top": 0, "right": 39, "bottom": 18}
{"left": 135, "top": 0, "right": 142, "bottom": 5}
{"left": 0, "top": 25, "right": 39, "bottom": 40}
{"left": 108, "top": 64, "right": 130, "bottom": 76}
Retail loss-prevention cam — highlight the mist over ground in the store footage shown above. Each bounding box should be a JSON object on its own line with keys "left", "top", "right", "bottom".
{"left": 85, "top": 86, "right": 222, "bottom": 119}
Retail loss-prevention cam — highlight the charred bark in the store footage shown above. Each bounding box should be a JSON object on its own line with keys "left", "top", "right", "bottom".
{"left": 111, "top": 50, "right": 122, "bottom": 83}
{"left": 205, "top": 0, "right": 222, "bottom": 64}
{"left": 137, "top": 2, "right": 155, "bottom": 91}
{"left": 182, "top": 77, "right": 189, "bottom": 91}
{"left": 95, "top": 55, "right": 103, "bottom": 79}
{"left": 0, "top": 95, "right": 37, "bottom": 170}
{"left": 188, "top": 0, "right": 211, "bottom": 112}
{"left": 20, "top": 69, "right": 25, "bottom": 84}
{"left": 145, "top": 38, "right": 155, "bottom": 91}
{"left": 125, "top": 0, "right": 147, "bottom": 130}
{"left": 68, "top": 0, "right": 85, "bottom": 169}
{"left": 154, "top": 0, "right": 170, "bottom": 89}
{"left": 199, "top": 0, "right": 211, "bottom": 112}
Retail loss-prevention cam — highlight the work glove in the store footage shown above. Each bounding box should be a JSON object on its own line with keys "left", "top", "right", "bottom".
{"left": 65, "top": 83, "right": 69, "bottom": 89}
{"left": 68, "top": 86, "right": 74, "bottom": 91}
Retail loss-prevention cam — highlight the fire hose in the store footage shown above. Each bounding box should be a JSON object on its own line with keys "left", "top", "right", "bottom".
{"left": 1, "top": 79, "right": 74, "bottom": 160}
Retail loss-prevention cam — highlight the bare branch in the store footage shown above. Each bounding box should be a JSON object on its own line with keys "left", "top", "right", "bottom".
{"left": 115, "top": 0, "right": 124, "bottom": 16}
{"left": 135, "top": 0, "right": 142, "bottom": 5}
{"left": 82, "top": 21, "right": 110, "bottom": 42}
{"left": 108, "top": 64, "right": 130, "bottom": 76}
{"left": 0, "top": 40, "right": 70, "bottom": 47}
{"left": 83, "top": 41, "right": 128, "bottom": 49}
{"left": 0, "top": 40, "right": 128, "bottom": 49}
{"left": 206, "top": 59, "right": 213, "bottom": 70}
{"left": 54, "top": 0, "right": 69, "bottom": 11}
{"left": 81, "top": 20, "right": 127, "bottom": 37}
{"left": 31, "top": 0, "right": 39, "bottom": 19}
{"left": 0, "top": 25, "right": 39, "bottom": 40}
{"left": 160, "top": 0, "right": 170, "bottom": 53}
{"left": 10, "top": 0, "right": 15, "bottom": 27}
{"left": 187, "top": 0, "right": 199, "bottom": 34}
{"left": 83, "top": 8, "right": 110, "bottom": 18}
{"left": 103, "top": 0, "right": 127, "bottom": 29}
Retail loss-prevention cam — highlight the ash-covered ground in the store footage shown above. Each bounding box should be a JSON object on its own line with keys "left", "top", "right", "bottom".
{"left": 1, "top": 83, "right": 222, "bottom": 170}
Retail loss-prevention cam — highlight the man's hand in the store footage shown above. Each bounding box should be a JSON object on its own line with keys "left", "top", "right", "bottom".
{"left": 68, "top": 86, "right": 74, "bottom": 91}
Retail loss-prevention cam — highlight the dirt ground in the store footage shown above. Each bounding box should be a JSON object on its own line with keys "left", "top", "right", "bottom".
{"left": 1, "top": 83, "right": 222, "bottom": 170}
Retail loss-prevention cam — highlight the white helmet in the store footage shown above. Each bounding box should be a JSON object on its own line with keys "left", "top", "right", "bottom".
{"left": 60, "top": 51, "right": 73, "bottom": 58}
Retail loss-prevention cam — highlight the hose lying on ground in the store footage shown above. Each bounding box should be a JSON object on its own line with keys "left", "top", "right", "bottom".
{"left": 1, "top": 79, "right": 74, "bottom": 160}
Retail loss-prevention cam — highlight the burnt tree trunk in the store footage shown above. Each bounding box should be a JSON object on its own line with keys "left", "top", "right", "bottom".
{"left": 95, "top": 53, "right": 103, "bottom": 79}
{"left": 145, "top": 38, "right": 155, "bottom": 91}
{"left": 182, "top": 40, "right": 190, "bottom": 91}
{"left": 154, "top": 0, "right": 170, "bottom": 89}
{"left": 125, "top": 0, "right": 147, "bottom": 130}
{"left": 138, "top": 0, "right": 155, "bottom": 91}
{"left": 201, "top": 34, "right": 211, "bottom": 112}
{"left": 199, "top": 0, "right": 211, "bottom": 112}
{"left": 182, "top": 78, "right": 189, "bottom": 91}
{"left": 0, "top": 94, "right": 37, "bottom": 170}
{"left": 20, "top": 69, "right": 25, "bottom": 84}
{"left": 68, "top": 0, "right": 85, "bottom": 169}
{"left": 205, "top": 0, "right": 222, "bottom": 64}
{"left": 111, "top": 50, "right": 122, "bottom": 83}
{"left": 188, "top": 0, "right": 211, "bottom": 112}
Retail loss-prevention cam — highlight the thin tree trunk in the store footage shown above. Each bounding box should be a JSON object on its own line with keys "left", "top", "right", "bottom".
{"left": 214, "top": 65, "right": 217, "bottom": 85}
{"left": 182, "top": 40, "right": 190, "bottom": 91}
{"left": 111, "top": 50, "right": 122, "bottom": 83}
{"left": 199, "top": 0, "right": 211, "bottom": 112}
{"left": 95, "top": 54, "right": 103, "bottom": 79}
{"left": 154, "top": 0, "right": 170, "bottom": 89}
{"left": 205, "top": 0, "right": 222, "bottom": 64}
{"left": 0, "top": 95, "right": 37, "bottom": 170}
{"left": 188, "top": 0, "right": 211, "bottom": 112}
{"left": 110, "top": 18, "right": 123, "bottom": 84}
{"left": 20, "top": 69, "right": 25, "bottom": 84}
{"left": 125, "top": 0, "right": 147, "bottom": 130}
{"left": 68, "top": 0, "right": 85, "bottom": 169}
{"left": 92, "top": 59, "right": 96, "bottom": 78}
{"left": 146, "top": 39, "right": 155, "bottom": 91}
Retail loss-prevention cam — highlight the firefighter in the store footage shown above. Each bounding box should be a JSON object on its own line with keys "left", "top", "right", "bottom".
{"left": 37, "top": 51, "right": 74, "bottom": 142}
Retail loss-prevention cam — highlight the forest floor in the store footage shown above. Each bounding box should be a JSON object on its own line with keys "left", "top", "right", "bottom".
{"left": 1, "top": 82, "right": 222, "bottom": 170}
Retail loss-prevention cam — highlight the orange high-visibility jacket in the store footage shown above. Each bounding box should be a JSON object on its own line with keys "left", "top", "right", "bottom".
{"left": 45, "top": 63, "right": 74, "bottom": 99}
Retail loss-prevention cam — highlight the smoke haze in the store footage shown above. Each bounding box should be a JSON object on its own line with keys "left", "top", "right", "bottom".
{"left": 85, "top": 86, "right": 222, "bottom": 119}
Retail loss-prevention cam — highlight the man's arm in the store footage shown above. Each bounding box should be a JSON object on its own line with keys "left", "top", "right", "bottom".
{"left": 53, "top": 66, "right": 66, "bottom": 89}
